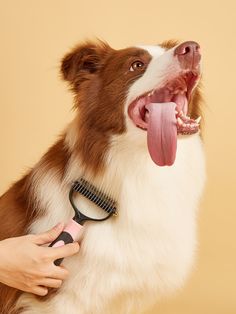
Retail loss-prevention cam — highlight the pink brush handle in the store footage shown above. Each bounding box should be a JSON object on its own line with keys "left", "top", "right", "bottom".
{"left": 49, "top": 219, "right": 84, "bottom": 265}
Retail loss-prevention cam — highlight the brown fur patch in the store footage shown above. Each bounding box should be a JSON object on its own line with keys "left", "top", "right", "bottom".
{"left": 39, "top": 136, "right": 72, "bottom": 180}
{"left": 0, "top": 137, "right": 71, "bottom": 312}
{"left": 0, "top": 288, "right": 22, "bottom": 314}
{"left": 0, "top": 174, "right": 35, "bottom": 241}
{"left": 61, "top": 41, "right": 152, "bottom": 175}
{"left": 188, "top": 84, "right": 203, "bottom": 119}
{"left": 188, "top": 83, "right": 204, "bottom": 134}
{"left": 160, "top": 39, "right": 179, "bottom": 50}
{"left": 0, "top": 174, "right": 34, "bottom": 313}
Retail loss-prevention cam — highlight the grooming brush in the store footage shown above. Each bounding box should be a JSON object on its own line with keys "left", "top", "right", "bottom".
{"left": 49, "top": 178, "right": 117, "bottom": 266}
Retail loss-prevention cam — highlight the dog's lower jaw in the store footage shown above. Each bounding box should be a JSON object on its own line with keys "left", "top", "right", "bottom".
{"left": 16, "top": 132, "right": 205, "bottom": 314}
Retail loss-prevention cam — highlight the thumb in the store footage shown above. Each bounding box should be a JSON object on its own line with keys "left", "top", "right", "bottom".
{"left": 34, "top": 223, "right": 64, "bottom": 245}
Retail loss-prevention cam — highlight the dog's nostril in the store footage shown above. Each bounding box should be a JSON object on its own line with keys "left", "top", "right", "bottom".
{"left": 184, "top": 46, "right": 191, "bottom": 54}
{"left": 174, "top": 41, "right": 201, "bottom": 69}
{"left": 174, "top": 41, "right": 201, "bottom": 57}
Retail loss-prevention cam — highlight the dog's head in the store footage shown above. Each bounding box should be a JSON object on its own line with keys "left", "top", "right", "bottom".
{"left": 61, "top": 40, "right": 202, "bottom": 173}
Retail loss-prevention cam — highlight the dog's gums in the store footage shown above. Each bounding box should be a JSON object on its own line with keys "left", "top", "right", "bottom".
{"left": 128, "top": 71, "right": 201, "bottom": 166}
{"left": 128, "top": 71, "right": 201, "bottom": 134}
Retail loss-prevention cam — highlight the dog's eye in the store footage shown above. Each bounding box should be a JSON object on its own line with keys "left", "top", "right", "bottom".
{"left": 130, "top": 61, "right": 144, "bottom": 72}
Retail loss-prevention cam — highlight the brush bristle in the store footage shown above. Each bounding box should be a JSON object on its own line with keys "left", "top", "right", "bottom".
{"left": 72, "top": 178, "right": 117, "bottom": 215}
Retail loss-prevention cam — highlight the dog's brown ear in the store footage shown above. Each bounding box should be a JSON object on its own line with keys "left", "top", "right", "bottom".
{"left": 61, "top": 40, "right": 111, "bottom": 86}
{"left": 159, "top": 39, "right": 179, "bottom": 50}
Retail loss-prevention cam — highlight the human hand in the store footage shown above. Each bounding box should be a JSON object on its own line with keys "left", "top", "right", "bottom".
{"left": 0, "top": 223, "right": 80, "bottom": 296}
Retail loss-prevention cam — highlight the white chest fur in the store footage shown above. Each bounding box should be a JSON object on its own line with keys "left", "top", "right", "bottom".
{"left": 17, "top": 134, "right": 205, "bottom": 314}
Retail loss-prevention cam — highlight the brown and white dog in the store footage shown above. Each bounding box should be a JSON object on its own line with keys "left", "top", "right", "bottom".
{"left": 0, "top": 39, "right": 206, "bottom": 314}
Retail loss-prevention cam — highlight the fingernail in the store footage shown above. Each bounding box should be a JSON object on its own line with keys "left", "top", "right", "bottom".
{"left": 44, "top": 289, "right": 48, "bottom": 296}
{"left": 75, "top": 242, "right": 80, "bottom": 250}
{"left": 54, "top": 222, "right": 63, "bottom": 229}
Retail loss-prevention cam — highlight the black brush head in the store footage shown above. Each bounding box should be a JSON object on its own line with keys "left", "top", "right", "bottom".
{"left": 72, "top": 178, "right": 117, "bottom": 215}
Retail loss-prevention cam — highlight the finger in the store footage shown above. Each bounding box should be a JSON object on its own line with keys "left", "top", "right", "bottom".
{"left": 48, "top": 265, "right": 69, "bottom": 280}
{"left": 38, "top": 278, "right": 62, "bottom": 289}
{"left": 31, "top": 286, "right": 48, "bottom": 296}
{"left": 49, "top": 242, "right": 80, "bottom": 260}
{"left": 33, "top": 223, "right": 64, "bottom": 245}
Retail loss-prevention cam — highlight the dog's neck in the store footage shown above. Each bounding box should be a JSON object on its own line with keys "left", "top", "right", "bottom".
{"left": 63, "top": 116, "right": 147, "bottom": 198}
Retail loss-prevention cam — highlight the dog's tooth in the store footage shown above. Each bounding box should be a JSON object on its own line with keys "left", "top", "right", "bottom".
{"left": 177, "top": 117, "right": 183, "bottom": 125}
{"left": 179, "top": 110, "right": 184, "bottom": 117}
{"left": 195, "top": 116, "right": 202, "bottom": 124}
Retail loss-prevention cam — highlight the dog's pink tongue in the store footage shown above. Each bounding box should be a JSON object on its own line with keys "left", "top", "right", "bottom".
{"left": 146, "top": 102, "right": 177, "bottom": 166}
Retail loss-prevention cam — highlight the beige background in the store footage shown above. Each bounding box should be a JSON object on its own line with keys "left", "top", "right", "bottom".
{"left": 0, "top": 1, "right": 236, "bottom": 313}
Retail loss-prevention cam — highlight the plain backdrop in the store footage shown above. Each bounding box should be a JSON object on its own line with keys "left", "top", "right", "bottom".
{"left": 0, "top": 1, "right": 236, "bottom": 313}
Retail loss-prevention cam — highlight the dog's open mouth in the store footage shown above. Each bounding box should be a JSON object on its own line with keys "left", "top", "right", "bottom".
{"left": 128, "top": 71, "right": 201, "bottom": 166}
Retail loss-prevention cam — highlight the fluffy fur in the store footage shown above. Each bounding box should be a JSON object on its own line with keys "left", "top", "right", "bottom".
{"left": 0, "top": 40, "right": 205, "bottom": 314}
